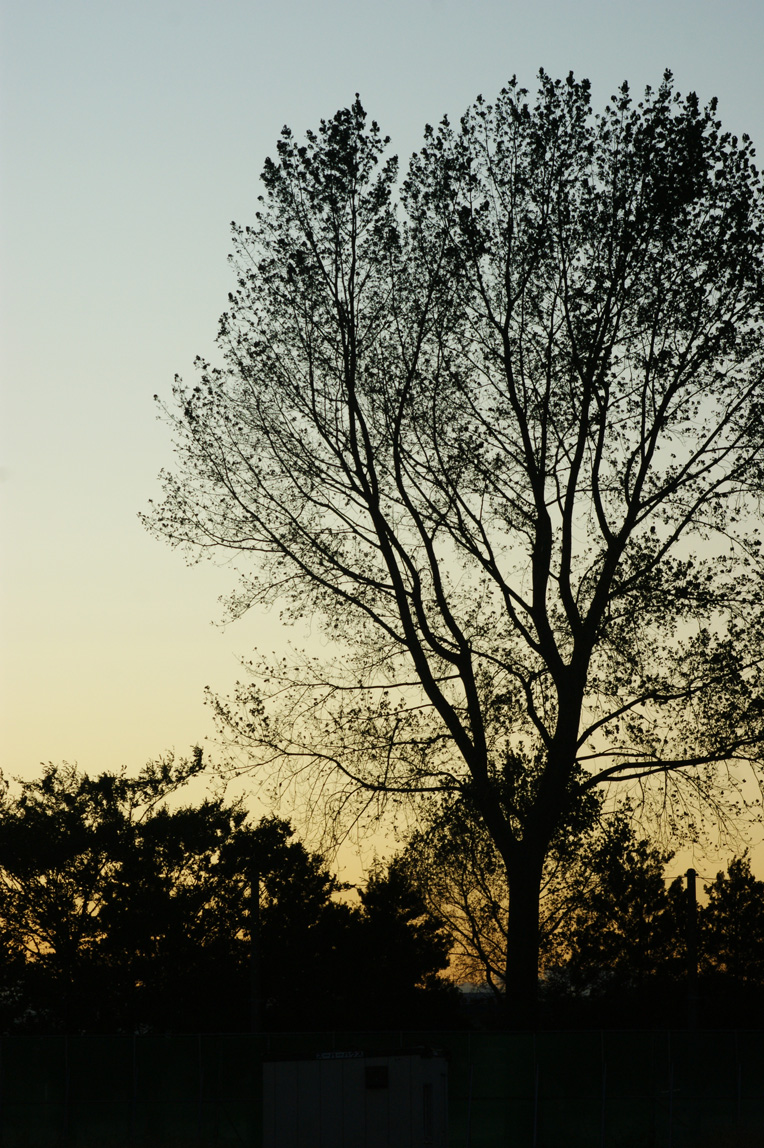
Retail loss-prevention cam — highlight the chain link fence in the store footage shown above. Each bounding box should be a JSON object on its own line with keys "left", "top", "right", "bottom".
{"left": 2, "top": 1029, "right": 763, "bottom": 1147}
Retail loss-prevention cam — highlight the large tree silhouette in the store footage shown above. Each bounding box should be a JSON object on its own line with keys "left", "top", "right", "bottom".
{"left": 146, "top": 72, "right": 764, "bottom": 1022}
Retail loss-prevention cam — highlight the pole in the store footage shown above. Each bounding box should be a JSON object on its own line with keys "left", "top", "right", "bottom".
{"left": 532, "top": 1061, "right": 540, "bottom": 1148}
{"left": 465, "top": 1062, "right": 473, "bottom": 1148}
{"left": 685, "top": 868, "right": 698, "bottom": 1030}
{"left": 600, "top": 1032, "right": 607, "bottom": 1148}
{"left": 250, "top": 863, "right": 262, "bottom": 1033}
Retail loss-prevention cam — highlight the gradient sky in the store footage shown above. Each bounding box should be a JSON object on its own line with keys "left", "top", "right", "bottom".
{"left": 2, "top": 0, "right": 764, "bottom": 874}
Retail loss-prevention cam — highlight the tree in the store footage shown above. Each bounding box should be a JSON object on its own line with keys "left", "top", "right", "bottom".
{"left": 351, "top": 857, "right": 458, "bottom": 1027}
{"left": 547, "top": 847, "right": 764, "bottom": 1027}
{"left": 0, "top": 760, "right": 455, "bottom": 1032}
{"left": 397, "top": 794, "right": 685, "bottom": 994}
{"left": 543, "top": 817, "right": 684, "bottom": 998}
{"left": 146, "top": 73, "right": 764, "bottom": 1023}
{"left": 95, "top": 792, "right": 264, "bottom": 1032}
{"left": 0, "top": 758, "right": 335, "bottom": 1031}
{"left": 0, "top": 754, "right": 205, "bottom": 1029}
{"left": 398, "top": 794, "right": 515, "bottom": 998}
{"left": 700, "top": 854, "right": 764, "bottom": 985}
{"left": 397, "top": 779, "right": 602, "bottom": 997}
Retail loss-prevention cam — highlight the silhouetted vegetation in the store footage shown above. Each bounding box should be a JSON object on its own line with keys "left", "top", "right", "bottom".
{"left": 394, "top": 789, "right": 764, "bottom": 1026}
{"left": 145, "top": 71, "right": 764, "bottom": 1024}
{"left": 0, "top": 760, "right": 457, "bottom": 1034}
{"left": 1, "top": 760, "right": 763, "bottom": 1032}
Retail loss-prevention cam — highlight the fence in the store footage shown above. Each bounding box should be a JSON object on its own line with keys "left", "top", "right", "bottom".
{"left": 2, "top": 1029, "right": 763, "bottom": 1147}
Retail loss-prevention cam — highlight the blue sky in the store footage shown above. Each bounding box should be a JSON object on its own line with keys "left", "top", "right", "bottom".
{"left": 2, "top": 0, "right": 763, "bottom": 870}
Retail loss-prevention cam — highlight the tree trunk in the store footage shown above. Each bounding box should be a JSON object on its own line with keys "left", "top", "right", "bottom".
{"left": 505, "top": 847, "right": 545, "bottom": 1029}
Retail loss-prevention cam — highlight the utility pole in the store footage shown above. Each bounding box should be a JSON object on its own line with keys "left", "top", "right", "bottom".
{"left": 686, "top": 868, "right": 698, "bottom": 1030}
{"left": 250, "top": 863, "right": 262, "bottom": 1033}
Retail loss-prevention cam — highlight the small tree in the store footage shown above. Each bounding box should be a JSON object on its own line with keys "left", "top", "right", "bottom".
{"left": 545, "top": 817, "right": 683, "bottom": 996}
{"left": 397, "top": 779, "right": 602, "bottom": 997}
{"left": 701, "top": 854, "right": 764, "bottom": 985}
{"left": 0, "top": 754, "right": 206, "bottom": 1029}
{"left": 0, "top": 758, "right": 336, "bottom": 1030}
{"left": 357, "top": 858, "right": 455, "bottom": 1008}
{"left": 147, "top": 73, "right": 764, "bottom": 1022}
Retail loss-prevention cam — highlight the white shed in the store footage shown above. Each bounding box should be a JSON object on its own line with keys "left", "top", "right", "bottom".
{"left": 263, "top": 1048, "right": 449, "bottom": 1148}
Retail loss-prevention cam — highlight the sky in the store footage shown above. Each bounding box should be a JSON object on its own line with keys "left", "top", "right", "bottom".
{"left": 2, "top": 0, "right": 764, "bottom": 877}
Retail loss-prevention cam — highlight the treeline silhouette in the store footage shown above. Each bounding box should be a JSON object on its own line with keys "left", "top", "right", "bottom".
{"left": 0, "top": 755, "right": 457, "bottom": 1034}
{"left": 539, "top": 828, "right": 764, "bottom": 1030}
{"left": 1, "top": 756, "right": 762, "bottom": 1033}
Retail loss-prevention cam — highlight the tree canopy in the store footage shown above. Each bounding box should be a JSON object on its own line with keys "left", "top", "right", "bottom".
{"left": 700, "top": 853, "right": 764, "bottom": 986}
{"left": 2, "top": 760, "right": 762, "bottom": 1032}
{"left": 396, "top": 779, "right": 603, "bottom": 995}
{"left": 0, "top": 760, "right": 455, "bottom": 1033}
{"left": 146, "top": 71, "right": 764, "bottom": 1020}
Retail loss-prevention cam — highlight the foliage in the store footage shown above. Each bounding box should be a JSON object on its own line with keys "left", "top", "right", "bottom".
{"left": 145, "top": 72, "right": 764, "bottom": 1016}
{"left": 0, "top": 753, "right": 206, "bottom": 1028}
{"left": 541, "top": 844, "right": 764, "bottom": 1026}
{"left": 354, "top": 857, "right": 457, "bottom": 1024}
{"left": 399, "top": 798, "right": 684, "bottom": 993}
{"left": 398, "top": 789, "right": 764, "bottom": 1026}
{"left": 0, "top": 760, "right": 454, "bottom": 1033}
{"left": 543, "top": 815, "right": 685, "bottom": 995}
{"left": 700, "top": 853, "right": 764, "bottom": 984}
{"left": 397, "top": 777, "right": 603, "bottom": 995}
{"left": 546, "top": 847, "right": 764, "bottom": 1026}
